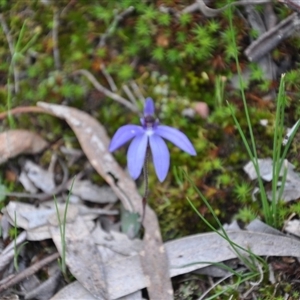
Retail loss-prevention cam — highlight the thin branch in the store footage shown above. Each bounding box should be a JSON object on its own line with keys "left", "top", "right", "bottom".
{"left": 98, "top": 6, "right": 135, "bottom": 48}
{"left": 53, "top": 8, "right": 61, "bottom": 70}
{"left": 198, "top": 271, "right": 235, "bottom": 300}
{"left": 100, "top": 63, "right": 117, "bottom": 92}
{"left": 182, "top": 0, "right": 272, "bottom": 16}
{"left": 0, "top": 252, "right": 60, "bottom": 292}
{"left": 245, "top": 12, "right": 299, "bottom": 61}
{"left": 72, "top": 69, "right": 139, "bottom": 113}
{"left": 0, "top": 106, "right": 46, "bottom": 120}
{"left": 130, "top": 80, "right": 145, "bottom": 102}
{"left": 122, "top": 84, "right": 138, "bottom": 106}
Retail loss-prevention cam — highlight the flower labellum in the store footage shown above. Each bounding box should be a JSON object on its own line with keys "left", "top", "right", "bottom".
{"left": 109, "top": 98, "right": 196, "bottom": 182}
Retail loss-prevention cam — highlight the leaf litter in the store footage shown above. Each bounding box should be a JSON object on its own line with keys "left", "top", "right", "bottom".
{"left": 1, "top": 104, "right": 300, "bottom": 299}
{"left": 244, "top": 158, "right": 300, "bottom": 202}
{"left": 0, "top": 130, "right": 48, "bottom": 165}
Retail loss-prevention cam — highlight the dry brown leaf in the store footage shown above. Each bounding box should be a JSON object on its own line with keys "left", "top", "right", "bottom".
{"left": 37, "top": 102, "right": 173, "bottom": 299}
{"left": 0, "top": 130, "right": 48, "bottom": 164}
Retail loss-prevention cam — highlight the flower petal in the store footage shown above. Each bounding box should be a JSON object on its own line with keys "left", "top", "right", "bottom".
{"left": 109, "top": 125, "right": 144, "bottom": 152}
{"left": 149, "top": 134, "right": 170, "bottom": 182}
{"left": 155, "top": 125, "right": 196, "bottom": 155}
{"left": 127, "top": 133, "right": 148, "bottom": 180}
{"left": 144, "top": 97, "right": 155, "bottom": 116}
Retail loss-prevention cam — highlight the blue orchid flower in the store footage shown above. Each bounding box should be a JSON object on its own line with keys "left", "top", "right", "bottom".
{"left": 109, "top": 97, "right": 196, "bottom": 182}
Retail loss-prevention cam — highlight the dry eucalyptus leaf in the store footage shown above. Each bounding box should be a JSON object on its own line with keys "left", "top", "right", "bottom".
{"left": 37, "top": 102, "right": 172, "bottom": 299}
{"left": 244, "top": 158, "right": 300, "bottom": 202}
{"left": 92, "top": 225, "right": 142, "bottom": 256}
{"left": 26, "top": 225, "right": 52, "bottom": 241}
{"left": 50, "top": 281, "right": 143, "bottom": 300}
{"left": 246, "top": 219, "right": 284, "bottom": 236}
{"left": 243, "top": 158, "right": 297, "bottom": 181}
{"left": 19, "top": 171, "right": 38, "bottom": 194}
{"left": 284, "top": 219, "right": 300, "bottom": 237}
{"left": 50, "top": 216, "right": 108, "bottom": 300}
{"left": 67, "top": 178, "right": 117, "bottom": 203}
{"left": 5, "top": 201, "right": 55, "bottom": 230}
{"left": 268, "top": 181, "right": 300, "bottom": 202}
{"left": 165, "top": 230, "right": 300, "bottom": 277}
{"left": 0, "top": 130, "right": 48, "bottom": 165}
{"left": 24, "top": 269, "right": 61, "bottom": 300}
{"left": 23, "top": 160, "right": 56, "bottom": 194}
{"left": 3, "top": 201, "right": 116, "bottom": 241}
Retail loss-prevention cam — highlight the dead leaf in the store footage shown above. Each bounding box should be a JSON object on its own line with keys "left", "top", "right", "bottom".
{"left": 165, "top": 230, "right": 300, "bottom": 277}
{"left": 49, "top": 216, "right": 108, "bottom": 299}
{"left": 244, "top": 158, "right": 300, "bottom": 202}
{"left": 50, "top": 281, "right": 143, "bottom": 300}
{"left": 37, "top": 102, "right": 173, "bottom": 299}
{"left": 19, "top": 171, "right": 38, "bottom": 194}
{"left": 23, "top": 160, "right": 55, "bottom": 194}
{"left": 0, "top": 130, "right": 48, "bottom": 164}
{"left": 24, "top": 268, "right": 61, "bottom": 300}
{"left": 3, "top": 201, "right": 117, "bottom": 241}
{"left": 67, "top": 178, "right": 117, "bottom": 203}
{"left": 91, "top": 225, "right": 142, "bottom": 256}
{"left": 284, "top": 219, "right": 300, "bottom": 237}
{"left": 246, "top": 219, "right": 285, "bottom": 236}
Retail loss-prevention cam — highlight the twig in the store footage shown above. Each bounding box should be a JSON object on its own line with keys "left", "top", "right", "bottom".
{"left": 100, "top": 64, "right": 117, "bottom": 92}
{"left": 61, "top": 0, "right": 76, "bottom": 17}
{"left": 198, "top": 271, "right": 235, "bottom": 300}
{"left": 0, "top": 106, "right": 46, "bottom": 120}
{"left": 0, "top": 252, "right": 60, "bottom": 292}
{"left": 52, "top": 8, "right": 61, "bottom": 70}
{"left": 184, "top": 0, "right": 272, "bottom": 17}
{"left": 245, "top": 12, "right": 300, "bottom": 61}
{"left": 242, "top": 261, "right": 264, "bottom": 298}
{"left": 72, "top": 69, "right": 139, "bottom": 113}
{"left": 122, "top": 84, "right": 138, "bottom": 106}
{"left": 130, "top": 80, "right": 145, "bottom": 102}
{"left": 98, "top": 6, "right": 135, "bottom": 48}
{"left": 0, "top": 13, "right": 19, "bottom": 93}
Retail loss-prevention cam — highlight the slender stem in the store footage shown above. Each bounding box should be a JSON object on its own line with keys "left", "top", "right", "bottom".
{"left": 141, "top": 147, "right": 150, "bottom": 223}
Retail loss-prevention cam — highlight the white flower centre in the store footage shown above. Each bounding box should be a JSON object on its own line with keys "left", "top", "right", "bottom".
{"left": 146, "top": 128, "right": 154, "bottom": 136}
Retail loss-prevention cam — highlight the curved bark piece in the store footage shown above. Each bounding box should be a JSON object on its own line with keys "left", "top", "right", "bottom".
{"left": 37, "top": 102, "right": 173, "bottom": 300}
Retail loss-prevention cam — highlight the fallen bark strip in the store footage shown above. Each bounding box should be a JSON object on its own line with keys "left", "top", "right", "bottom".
{"left": 37, "top": 102, "right": 173, "bottom": 300}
